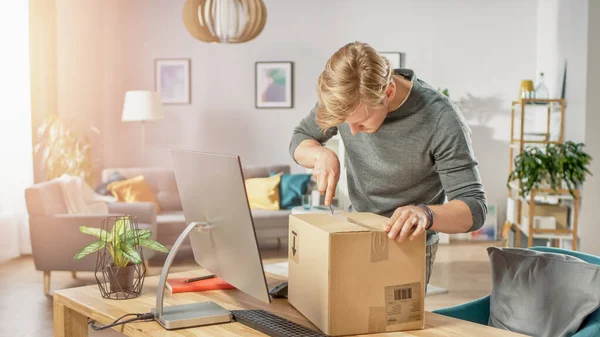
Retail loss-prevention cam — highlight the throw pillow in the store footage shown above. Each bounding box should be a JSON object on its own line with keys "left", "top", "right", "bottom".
{"left": 487, "top": 247, "right": 600, "bottom": 337}
{"left": 107, "top": 175, "right": 162, "bottom": 213}
{"left": 270, "top": 172, "right": 312, "bottom": 209}
{"left": 245, "top": 174, "right": 281, "bottom": 210}
{"left": 95, "top": 171, "right": 126, "bottom": 196}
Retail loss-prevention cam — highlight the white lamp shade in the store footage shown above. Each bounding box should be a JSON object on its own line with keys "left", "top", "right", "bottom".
{"left": 121, "top": 91, "right": 165, "bottom": 122}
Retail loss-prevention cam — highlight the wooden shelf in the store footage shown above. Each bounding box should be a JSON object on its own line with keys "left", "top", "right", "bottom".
{"left": 508, "top": 182, "right": 576, "bottom": 199}
{"left": 511, "top": 98, "right": 565, "bottom": 105}
{"left": 506, "top": 98, "right": 577, "bottom": 249}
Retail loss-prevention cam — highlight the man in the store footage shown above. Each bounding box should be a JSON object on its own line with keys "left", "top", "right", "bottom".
{"left": 288, "top": 41, "right": 487, "bottom": 285}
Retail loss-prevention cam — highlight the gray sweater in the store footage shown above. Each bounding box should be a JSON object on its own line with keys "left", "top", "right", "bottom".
{"left": 289, "top": 69, "right": 487, "bottom": 246}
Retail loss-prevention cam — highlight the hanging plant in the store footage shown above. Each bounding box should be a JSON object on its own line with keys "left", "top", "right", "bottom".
{"left": 507, "top": 141, "right": 592, "bottom": 198}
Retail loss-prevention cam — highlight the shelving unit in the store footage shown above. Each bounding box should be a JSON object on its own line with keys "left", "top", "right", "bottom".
{"left": 505, "top": 98, "right": 580, "bottom": 250}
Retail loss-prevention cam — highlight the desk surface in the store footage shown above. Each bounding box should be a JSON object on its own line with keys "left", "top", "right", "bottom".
{"left": 53, "top": 269, "right": 527, "bottom": 337}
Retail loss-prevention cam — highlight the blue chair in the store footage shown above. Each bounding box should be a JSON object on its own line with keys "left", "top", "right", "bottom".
{"left": 432, "top": 247, "right": 600, "bottom": 337}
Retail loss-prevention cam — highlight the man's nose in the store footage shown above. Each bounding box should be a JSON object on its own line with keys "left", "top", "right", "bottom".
{"left": 349, "top": 123, "right": 360, "bottom": 135}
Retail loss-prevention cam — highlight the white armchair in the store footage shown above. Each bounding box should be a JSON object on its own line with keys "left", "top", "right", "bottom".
{"left": 24, "top": 178, "right": 157, "bottom": 295}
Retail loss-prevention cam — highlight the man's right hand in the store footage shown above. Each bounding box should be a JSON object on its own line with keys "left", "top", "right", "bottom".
{"left": 293, "top": 139, "right": 341, "bottom": 206}
{"left": 312, "top": 148, "right": 340, "bottom": 206}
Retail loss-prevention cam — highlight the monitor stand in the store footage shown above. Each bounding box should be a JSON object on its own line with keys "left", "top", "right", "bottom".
{"left": 151, "top": 221, "right": 232, "bottom": 330}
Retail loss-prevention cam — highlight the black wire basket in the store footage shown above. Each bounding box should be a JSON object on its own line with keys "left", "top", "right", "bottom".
{"left": 94, "top": 215, "right": 146, "bottom": 300}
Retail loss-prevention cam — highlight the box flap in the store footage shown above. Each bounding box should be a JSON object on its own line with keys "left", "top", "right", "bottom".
{"left": 290, "top": 212, "right": 387, "bottom": 234}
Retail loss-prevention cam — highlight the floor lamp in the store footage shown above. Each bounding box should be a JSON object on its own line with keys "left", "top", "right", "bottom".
{"left": 121, "top": 91, "right": 165, "bottom": 164}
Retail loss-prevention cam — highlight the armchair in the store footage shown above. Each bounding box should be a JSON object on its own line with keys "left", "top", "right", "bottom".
{"left": 433, "top": 247, "right": 600, "bottom": 337}
{"left": 25, "top": 178, "right": 157, "bottom": 295}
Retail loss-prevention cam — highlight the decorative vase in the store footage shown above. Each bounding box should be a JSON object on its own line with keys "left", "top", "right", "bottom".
{"left": 519, "top": 80, "right": 535, "bottom": 99}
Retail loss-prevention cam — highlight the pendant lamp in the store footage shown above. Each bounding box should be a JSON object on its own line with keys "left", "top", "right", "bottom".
{"left": 183, "top": 0, "right": 267, "bottom": 44}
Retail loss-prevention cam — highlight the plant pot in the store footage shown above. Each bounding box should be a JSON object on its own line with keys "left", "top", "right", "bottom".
{"left": 105, "top": 264, "right": 136, "bottom": 293}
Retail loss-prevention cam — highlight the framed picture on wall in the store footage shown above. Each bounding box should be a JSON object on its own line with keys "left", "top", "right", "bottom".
{"left": 255, "top": 61, "right": 294, "bottom": 108}
{"left": 155, "top": 58, "right": 191, "bottom": 104}
{"left": 379, "top": 52, "right": 405, "bottom": 69}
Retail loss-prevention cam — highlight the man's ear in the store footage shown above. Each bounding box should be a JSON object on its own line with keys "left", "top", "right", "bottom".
{"left": 385, "top": 82, "right": 395, "bottom": 100}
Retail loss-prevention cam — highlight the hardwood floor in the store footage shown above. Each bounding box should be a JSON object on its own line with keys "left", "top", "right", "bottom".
{"left": 0, "top": 240, "right": 502, "bottom": 336}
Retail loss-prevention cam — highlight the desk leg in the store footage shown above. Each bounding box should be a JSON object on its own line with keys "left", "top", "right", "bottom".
{"left": 54, "top": 301, "right": 88, "bottom": 337}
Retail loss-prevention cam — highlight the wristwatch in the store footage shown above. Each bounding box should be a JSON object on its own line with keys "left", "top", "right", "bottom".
{"left": 417, "top": 204, "right": 434, "bottom": 230}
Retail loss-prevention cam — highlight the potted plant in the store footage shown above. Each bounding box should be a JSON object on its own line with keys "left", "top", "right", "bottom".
{"left": 74, "top": 216, "right": 169, "bottom": 296}
{"left": 507, "top": 141, "right": 592, "bottom": 198}
{"left": 33, "top": 114, "right": 99, "bottom": 186}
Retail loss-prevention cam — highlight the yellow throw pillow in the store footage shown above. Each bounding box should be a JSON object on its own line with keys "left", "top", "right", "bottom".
{"left": 107, "top": 175, "right": 162, "bottom": 214}
{"left": 245, "top": 174, "right": 281, "bottom": 210}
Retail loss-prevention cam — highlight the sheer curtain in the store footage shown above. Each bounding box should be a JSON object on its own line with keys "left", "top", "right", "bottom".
{"left": 0, "top": 2, "right": 33, "bottom": 262}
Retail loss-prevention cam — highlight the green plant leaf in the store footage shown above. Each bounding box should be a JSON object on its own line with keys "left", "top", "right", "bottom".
{"left": 79, "top": 226, "right": 112, "bottom": 241}
{"left": 138, "top": 239, "right": 169, "bottom": 253}
{"left": 508, "top": 141, "right": 592, "bottom": 198}
{"left": 121, "top": 229, "right": 152, "bottom": 243}
{"left": 118, "top": 242, "right": 142, "bottom": 265}
{"left": 113, "top": 218, "right": 130, "bottom": 237}
{"left": 73, "top": 240, "right": 105, "bottom": 260}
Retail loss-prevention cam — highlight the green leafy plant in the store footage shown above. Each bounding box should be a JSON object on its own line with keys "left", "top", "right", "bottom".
{"left": 73, "top": 217, "right": 169, "bottom": 267}
{"left": 507, "top": 141, "right": 592, "bottom": 198}
{"left": 33, "top": 115, "right": 100, "bottom": 186}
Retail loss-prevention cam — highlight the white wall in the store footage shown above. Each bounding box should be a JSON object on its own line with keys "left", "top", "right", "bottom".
{"left": 581, "top": 0, "right": 600, "bottom": 256}
{"left": 52, "top": 0, "right": 540, "bottom": 230}
{"left": 93, "top": 0, "right": 537, "bottom": 229}
{"left": 536, "top": 0, "right": 588, "bottom": 143}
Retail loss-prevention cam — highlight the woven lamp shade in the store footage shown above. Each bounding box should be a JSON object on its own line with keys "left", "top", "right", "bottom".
{"left": 183, "top": 0, "right": 267, "bottom": 44}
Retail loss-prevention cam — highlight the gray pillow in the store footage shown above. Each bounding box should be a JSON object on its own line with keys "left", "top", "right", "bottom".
{"left": 94, "top": 171, "right": 126, "bottom": 196}
{"left": 487, "top": 247, "right": 600, "bottom": 337}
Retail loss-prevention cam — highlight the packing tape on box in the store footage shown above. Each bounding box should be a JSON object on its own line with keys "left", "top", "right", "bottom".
{"left": 370, "top": 231, "right": 389, "bottom": 262}
{"left": 338, "top": 215, "right": 389, "bottom": 262}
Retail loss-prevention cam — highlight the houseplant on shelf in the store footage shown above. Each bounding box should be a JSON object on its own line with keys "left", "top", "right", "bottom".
{"left": 73, "top": 216, "right": 169, "bottom": 299}
{"left": 507, "top": 141, "right": 592, "bottom": 198}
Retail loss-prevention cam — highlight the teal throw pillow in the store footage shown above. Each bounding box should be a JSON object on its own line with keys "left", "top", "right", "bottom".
{"left": 270, "top": 172, "right": 312, "bottom": 209}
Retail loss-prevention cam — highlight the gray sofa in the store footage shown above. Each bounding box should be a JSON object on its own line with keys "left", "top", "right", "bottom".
{"left": 25, "top": 179, "right": 157, "bottom": 295}
{"left": 100, "top": 164, "right": 292, "bottom": 249}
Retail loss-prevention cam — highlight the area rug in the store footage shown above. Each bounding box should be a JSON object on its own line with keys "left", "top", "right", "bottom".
{"left": 263, "top": 262, "right": 448, "bottom": 296}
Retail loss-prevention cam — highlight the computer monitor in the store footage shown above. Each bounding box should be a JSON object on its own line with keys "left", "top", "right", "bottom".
{"left": 153, "top": 149, "right": 272, "bottom": 329}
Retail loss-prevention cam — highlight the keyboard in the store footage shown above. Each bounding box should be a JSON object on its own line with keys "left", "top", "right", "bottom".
{"left": 231, "top": 309, "right": 326, "bottom": 337}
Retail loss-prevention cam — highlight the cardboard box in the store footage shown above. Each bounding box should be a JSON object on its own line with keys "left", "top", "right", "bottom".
{"left": 521, "top": 201, "right": 569, "bottom": 229}
{"left": 288, "top": 212, "right": 425, "bottom": 336}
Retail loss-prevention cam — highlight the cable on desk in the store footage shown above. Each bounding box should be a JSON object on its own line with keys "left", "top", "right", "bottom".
{"left": 88, "top": 312, "right": 155, "bottom": 330}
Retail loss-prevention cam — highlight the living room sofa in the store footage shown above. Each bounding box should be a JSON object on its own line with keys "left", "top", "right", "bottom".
{"left": 100, "top": 164, "right": 292, "bottom": 249}
{"left": 25, "top": 178, "right": 157, "bottom": 295}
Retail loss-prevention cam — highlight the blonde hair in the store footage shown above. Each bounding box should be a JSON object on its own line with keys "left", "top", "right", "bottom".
{"left": 316, "top": 41, "right": 393, "bottom": 131}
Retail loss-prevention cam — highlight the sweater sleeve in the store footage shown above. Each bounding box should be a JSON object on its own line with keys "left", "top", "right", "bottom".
{"left": 431, "top": 106, "right": 488, "bottom": 232}
{"left": 288, "top": 102, "right": 338, "bottom": 164}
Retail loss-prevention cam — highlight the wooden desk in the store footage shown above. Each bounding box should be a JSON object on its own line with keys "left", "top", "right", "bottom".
{"left": 54, "top": 269, "right": 526, "bottom": 337}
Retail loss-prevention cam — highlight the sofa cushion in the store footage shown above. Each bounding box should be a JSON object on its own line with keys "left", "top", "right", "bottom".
{"left": 487, "top": 247, "right": 600, "bottom": 337}
{"left": 102, "top": 168, "right": 181, "bottom": 212}
{"left": 107, "top": 176, "right": 162, "bottom": 214}
{"left": 245, "top": 174, "right": 281, "bottom": 210}
{"left": 95, "top": 171, "right": 126, "bottom": 196}
{"left": 271, "top": 173, "right": 312, "bottom": 210}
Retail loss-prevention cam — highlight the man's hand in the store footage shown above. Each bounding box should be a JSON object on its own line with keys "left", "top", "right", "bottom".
{"left": 384, "top": 205, "right": 429, "bottom": 242}
{"left": 312, "top": 148, "right": 340, "bottom": 206}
